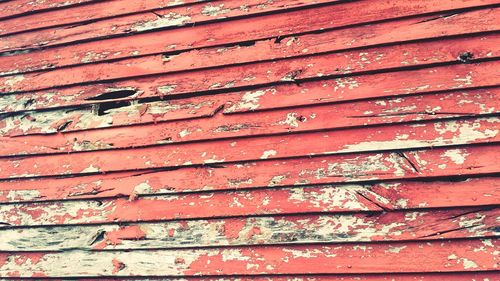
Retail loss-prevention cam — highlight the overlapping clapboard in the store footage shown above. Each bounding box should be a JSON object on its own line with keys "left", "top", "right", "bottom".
{"left": 0, "top": 0, "right": 499, "bottom": 279}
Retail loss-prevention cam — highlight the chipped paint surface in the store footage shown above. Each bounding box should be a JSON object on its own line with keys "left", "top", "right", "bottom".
{"left": 1, "top": 0, "right": 499, "bottom": 278}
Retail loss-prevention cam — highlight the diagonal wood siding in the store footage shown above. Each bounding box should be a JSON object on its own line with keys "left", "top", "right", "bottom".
{"left": 0, "top": 0, "right": 498, "bottom": 279}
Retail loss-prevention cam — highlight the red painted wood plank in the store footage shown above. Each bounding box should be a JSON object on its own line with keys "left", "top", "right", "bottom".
{"left": 42, "top": 273, "right": 500, "bottom": 281}
{"left": 0, "top": 0, "right": 207, "bottom": 35}
{"left": 1, "top": 35, "right": 497, "bottom": 119}
{"left": 1, "top": 173, "right": 498, "bottom": 226}
{"left": 2, "top": 6, "right": 497, "bottom": 77}
{"left": 224, "top": 61, "right": 500, "bottom": 115}
{"left": 1, "top": 0, "right": 496, "bottom": 72}
{"left": 0, "top": 239, "right": 497, "bottom": 277}
{"left": 0, "top": 143, "right": 497, "bottom": 202}
{"left": 0, "top": 0, "right": 338, "bottom": 44}
{"left": 0, "top": 0, "right": 98, "bottom": 20}
{"left": 0, "top": 163, "right": 497, "bottom": 208}
{"left": 2, "top": 88, "right": 497, "bottom": 155}
{"left": 1, "top": 61, "right": 497, "bottom": 137}
{"left": 1, "top": 117, "right": 497, "bottom": 178}
{"left": 1, "top": 31, "right": 498, "bottom": 95}
{"left": 0, "top": 208, "right": 497, "bottom": 249}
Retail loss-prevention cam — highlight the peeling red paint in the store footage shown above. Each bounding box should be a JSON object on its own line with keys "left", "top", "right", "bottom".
{"left": 1, "top": 0, "right": 499, "bottom": 278}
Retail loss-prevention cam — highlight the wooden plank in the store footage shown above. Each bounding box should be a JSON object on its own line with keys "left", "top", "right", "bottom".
{"left": 2, "top": 9, "right": 500, "bottom": 93}
{"left": 0, "top": 176, "right": 498, "bottom": 226}
{"left": 2, "top": 6, "right": 498, "bottom": 77}
{"left": 1, "top": 33, "right": 498, "bottom": 97}
{"left": 0, "top": 0, "right": 98, "bottom": 20}
{"left": 0, "top": 167, "right": 497, "bottom": 209}
{"left": 0, "top": 143, "right": 498, "bottom": 203}
{"left": 1, "top": 60, "right": 498, "bottom": 136}
{"left": 0, "top": 0, "right": 208, "bottom": 35}
{"left": 0, "top": 0, "right": 496, "bottom": 73}
{"left": 0, "top": 117, "right": 497, "bottom": 178}
{"left": 0, "top": 239, "right": 497, "bottom": 277}
{"left": 0, "top": 208, "right": 497, "bottom": 250}
{"left": 36, "top": 273, "right": 500, "bottom": 281}
{"left": 2, "top": 87, "right": 498, "bottom": 155}
{"left": 0, "top": 0, "right": 339, "bottom": 44}
{"left": 224, "top": 60, "right": 500, "bottom": 115}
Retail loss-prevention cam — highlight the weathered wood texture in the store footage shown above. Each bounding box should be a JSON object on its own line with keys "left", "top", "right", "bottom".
{"left": 1, "top": 0, "right": 498, "bottom": 75}
{"left": 0, "top": 239, "right": 498, "bottom": 277}
{"left": 0, "top": 208, "right": 498, "bottom": 251}
{"left": 0, "top": 0, "right": 499, "bottom": 278}
{"left": 23, "top": 274, "right": 500, "bottom": 281}
{"left": 0, "top": 0, "right": 98, "bottom": 20}
{"left": 0, "top": 0, "right": 207, "bottom": 35}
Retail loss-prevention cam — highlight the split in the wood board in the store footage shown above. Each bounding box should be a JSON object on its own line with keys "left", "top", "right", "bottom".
{"left": 0, "top": 207, "right": 498, "bottom": 251}
{"left": 0, "top": 0, "right": 97, "bottom": 21}
{"left": 0, "top": 0, "right": 211, "bottom": 37}
{"left": 1, "top": 115, "right": 498, "bottom": 175}
{"left": 1, "top": 27, "right": 497, "bottom": 94}
{"left": 1, "top": 135, "right": 499, "bottom": 185}
{"left": 0, "top": 0, "right": 353, "bottom": 54}
{"left": 1, "top": 0, "right": 498, "bottom": 77}
{"left": 0, "top": 0, "right": 345, "bottom": 41}
{"left": 0, "top": 239, "right": 497, "bottom": 277}
{"left": 0, "top": 151, "right": 496, "bottom": 202}
{"left": 2, "top": 186, "right": 497, "bottom": 229}
{"left": 2, "top": 6, "right": 496, "bottom": 80}
{"left": 1, "top": 45, "right": 498, "bottom": 119}
{"left": 1, "top": 84, "right": 498, "bottom": 151}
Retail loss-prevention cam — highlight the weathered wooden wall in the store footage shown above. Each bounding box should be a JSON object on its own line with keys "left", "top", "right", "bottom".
{"left": 0, "top": 0, "right": 499, "bottom": 279}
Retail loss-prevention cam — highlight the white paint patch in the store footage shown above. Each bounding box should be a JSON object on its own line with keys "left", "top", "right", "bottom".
{"left": 157, "top": 84, "right": 177, "bottom": 94}
{"left": 231, "top": 90, "right": 268, "bottom": 111}
{"left": 387, "top": 245, "right": 407, "bottom": 253}
{"left": 81, "top": 165, "right": 99, "bottom": 173}
{"left": 442, "top": 149, "right": 469, "bottom": 164}
{"left": 179, "top": 129, "right": 191, "bottom": 138}
{"left": 201, "top": 4, "right": 231, "bottom": 17}
{"left": 4, "top": 75, "right": 25, "bottom": 87}
{"left": 276, "top": 112, "right": 300, "bottom": 128}
{"left": 132, "top": 13, "right": 191, "bottom": 31}
{"left": 260, "top": 150, "right": 277, "bottom": 159}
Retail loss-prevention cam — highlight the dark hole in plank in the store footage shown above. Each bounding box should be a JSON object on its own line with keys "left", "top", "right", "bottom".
{"left": 86, "top": 89, "right": 137, "bottom": 101}
{"left": 96, "top": 100, "right": 131, "bottom": 116}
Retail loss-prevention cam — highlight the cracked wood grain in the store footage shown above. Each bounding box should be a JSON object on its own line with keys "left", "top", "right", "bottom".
{"left": 0, "top": 0, "right": 207, "bottom": 36}
{"left": 1, "top": 87, "right": 497, "bottom": 155}
{"left": 2, "top": 0, "right": 500, "bottom": 278}
{"left": 0, "top": 208, "right": 497, "bottom": 250}
{"left": 1, "top": 60, "right": 498, "bottom": 138}
{"left": 0, "top": 177, "right": 498, "bottom": 226}
{"left": 1, "top": 0, "right": 496, "bottom": 74}
{"left": 2, "top": 7, "right": 499, "bottom": 93}
{"left": 0, "top": 0, "right": 339, "bottom": 44}
{"left": 1, "top": 34, "right": 498, "bottom": 106}
{"left": 0, "top": 0, "right": 98, "bottom": 20}
{"left": 0, "top": 239, "right": 497, "bottom": 277}
{"left": 0, "top": 143, "right": 497, "bottom": 202}
{"left": 2, "top": 6, "right": 498, "bottom": 78}
{"left": 0, "top": 117, "right": 497, "bottom": 178}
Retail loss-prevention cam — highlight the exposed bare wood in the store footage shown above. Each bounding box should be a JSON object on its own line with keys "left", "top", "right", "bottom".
{"left": 0, "top": 0, "right": 208, "bottom": 35}
{"left": 0, "top": 239, "right": 497, "bottom": 277}
{"left": 0, "top": 208, "right": 498, "bottom": 251}
{"left": 0, "top": 144, "right": 498, "bottom": 203}
{"left": 2, "top": 87, "right": 498, "bottom": 155}
{"left": 1, "top": 0, "right": 497, "bottom": 73}
{"left": 2, "top": 6, "right": 498, "bottom": 77}
{"left": 0, "top": 0, "right": 98, "bottom": 20}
